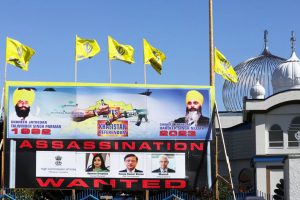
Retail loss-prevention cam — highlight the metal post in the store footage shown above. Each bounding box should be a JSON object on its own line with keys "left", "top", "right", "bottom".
{"left": 215, "top": 133, "right": 219, "bottom": 200}
{"left": 209, "top": 0, "right": 214, "bottom": 87}
{"left": 207, "top": 0, "right": 214, "bottom": 192}
{"left": 72, "top": 189, "right": 76, "bottom": 200}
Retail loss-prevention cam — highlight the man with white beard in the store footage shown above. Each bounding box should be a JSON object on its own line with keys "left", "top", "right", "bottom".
{"left": 174, "top": 90, "right": 209, "bottom": 127}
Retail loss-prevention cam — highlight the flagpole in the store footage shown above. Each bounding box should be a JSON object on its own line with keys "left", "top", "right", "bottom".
{"left": 1, "top": 63, "right": 7, "bottom": 194}
{"left": 75, "top": 35, "right": 77, "bottom": 83}
{"left": 1, "top": 62, "right": 7, "bottom": 195}
{"left": 1, "top": 40, "right": 8, "bottom": 193}
{"left": 109, "top": 60, "right": 112, "bottom": 84}
{"left": 209, "top": 0, "right": 215, "bottom": 86}
{"left": 0, "top": 86, "right": 4, "bottom": 120}
{"left": 144, "top": 64, "right": 147, "bottom": 85}
{"left": 75, "top": 61, "right": 78, "bottom": 83}
{"left": 208, "top": 0, "right": 214, "bottom": 195}
{"left": 4, "top": 62, "right": 7, "bottom": 83}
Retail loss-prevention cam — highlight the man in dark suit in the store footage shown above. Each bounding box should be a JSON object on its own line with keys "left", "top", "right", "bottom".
{"left": 174, "top": 90, "right": 209, "bottom": 127}
{"left": 119, "top": 153, "right": 143, "bottom": 174}
{"left": 152, "top": 155, "right": 175, "bottom": 174}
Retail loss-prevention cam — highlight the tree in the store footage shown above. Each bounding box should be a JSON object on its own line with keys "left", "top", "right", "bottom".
{"left": 273, "top": 178, "right": 284, "bottom": 200}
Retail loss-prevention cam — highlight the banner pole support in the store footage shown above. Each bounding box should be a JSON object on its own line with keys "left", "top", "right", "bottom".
{"left": 215, "top": 100, "right": 236, "bottom": 200}
{"left": 72, "top": 189, "right": 76, "bottom": 200}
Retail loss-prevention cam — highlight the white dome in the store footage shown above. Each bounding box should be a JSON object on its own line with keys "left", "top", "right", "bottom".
{"left": 250, "top": 81, "right": 265, "bottom": 99}
{"left": 272, "top": 51, "right": 300, "bottom": 93}
{"left": 222, "top": 31, "right": 285, "bottom": 111}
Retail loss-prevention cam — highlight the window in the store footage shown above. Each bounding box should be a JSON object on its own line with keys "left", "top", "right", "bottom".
{"left": 288, "top": 117, "right": 300, "bottom": 147}
{"left": 269, "top": 124, "right": 283, "bottom": 147}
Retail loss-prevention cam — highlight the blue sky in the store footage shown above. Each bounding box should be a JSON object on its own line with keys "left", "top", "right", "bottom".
{"left": 1, "top": 0, "right": 300, "bottom": 111}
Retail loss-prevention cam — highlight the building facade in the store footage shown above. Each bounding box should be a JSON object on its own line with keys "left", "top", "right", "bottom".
{"left": 218, "top": 31, "right": 300, "bottom": 199}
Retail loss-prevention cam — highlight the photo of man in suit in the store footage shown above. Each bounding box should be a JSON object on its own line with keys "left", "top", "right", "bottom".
{"left": 119, "top": 153, "right": 143, "bottom": 174}
{"left": 152, "top": 154, "right": 175, "bottom": 174}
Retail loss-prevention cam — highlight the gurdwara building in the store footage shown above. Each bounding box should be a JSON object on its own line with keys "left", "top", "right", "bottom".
{"left": 218, "top": 31, "right": 300, "bottom": 199}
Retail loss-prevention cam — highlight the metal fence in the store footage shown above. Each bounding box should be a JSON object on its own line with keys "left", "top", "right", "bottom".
{"left": 0, "top": 189, "right": 273, "bottom": 200}
{"left": 1, "top": 189, "right": 31, "bottom": 200}
{"left": 226, "top": 190, "right": 273, "bottom": 200}
{"left": 150, "top": 189, "right": 198, "bottom": 200}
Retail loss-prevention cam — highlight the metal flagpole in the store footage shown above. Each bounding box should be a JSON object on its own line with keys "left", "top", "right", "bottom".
{"left": 75, "top": 35, "right": 78, "bottom": 83}
{"left": 144, "top": 64, "right": 147, "bottom": 85}
{"left": 4, "top": 62, "right": 7, "bottom": 83}
{"left": 1, "top": 62, "right": 8, "bottom": 120}
{"left": 75, "top": 61, "right": 78, "bottom": 83}
{"left": 109, "top": 60, "right": 112, "bottom": 84}
{"left": 0, "top": 87, "right": 4, "bottom": 128}
{"left": 1, "top": 60, "right": 8, "bottom": 194}
{"left": 215, "top": 101, "right": 236, "bottom": 200}
{"left": 208, "top": 0, "right": 214, "bottom": 192}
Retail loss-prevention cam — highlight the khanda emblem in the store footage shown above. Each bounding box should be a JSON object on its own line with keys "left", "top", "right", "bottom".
{"left": 116, "top": 46, "right": 126, "bottom": 55}
{"left": 84, "top": 42, "right": 93, "bottom": 55}
{"left": 8, "top": 46, "right": 24, "bottom": 67}
{"left": 152, "top": 51, "right": 160, "bottom": 62}
{"left": 17, "top": 46, "right": 23, "bottom": 58}
{"left": 221, "top": 58, "right": 230, "bottom": 70}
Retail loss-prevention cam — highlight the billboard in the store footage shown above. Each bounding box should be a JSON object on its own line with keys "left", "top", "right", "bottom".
{"left": 4, "top": 81, "right": 214, "bottom": 190}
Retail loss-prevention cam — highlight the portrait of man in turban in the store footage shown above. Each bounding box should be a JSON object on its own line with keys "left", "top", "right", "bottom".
{"left": 13, "top": 88, "right": 35, "bottom": 120}
{"left": 174, "top": 90, "right": 209, "bottom": 126}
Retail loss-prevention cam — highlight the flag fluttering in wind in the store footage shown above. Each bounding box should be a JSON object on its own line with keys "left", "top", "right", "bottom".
{"left": 75, "top": 35, "right": 100, "bottom": 61}
{"left": 6, "top": 37, "right": 35, "bottom": 71}
{"left": 108, "top": 36, "right": 134, "bottom": 64}
{"left": 143, "top": 39, "right": 166, "bottom": 75}
{"left": 214, "top": 48, "right": 238, "bottom": 83}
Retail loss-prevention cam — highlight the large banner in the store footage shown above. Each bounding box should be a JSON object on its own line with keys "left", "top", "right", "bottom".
{"left": 4, "top": 81, "right": 214, "bottom": 190}
{"left": 6, "top": 82, "right": 213, "bottom": 140}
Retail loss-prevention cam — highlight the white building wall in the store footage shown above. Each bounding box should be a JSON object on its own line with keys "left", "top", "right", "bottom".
{"left": 216, "top": 112, "right": 243, "bottom": 129}
{"left": 265, "top": 104, "right": 300, "bottom": 154}
{"left": 256, "top": 164, "right": 267, "bottom": 193}
{"left": 284, "top": 155, "right": 300, "bottom": 200}
{"left": 255, "top": 114, "right": 266, "bottom": 155}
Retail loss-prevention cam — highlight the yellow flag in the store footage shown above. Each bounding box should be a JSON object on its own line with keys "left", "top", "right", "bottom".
{"left": 75, "top": 35, "right": 100, "bottom": 61}
{"left": 214, "top": 48, "right": 238, "bottom": 83}
{"left": 143, "top": 39, "right": 166, "bottom": 75}
{"left": 108, "top": 36, "right": 134, "bottom": 64}
{"left": 6, "top": 37, "right": 35, "bottom": 71}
